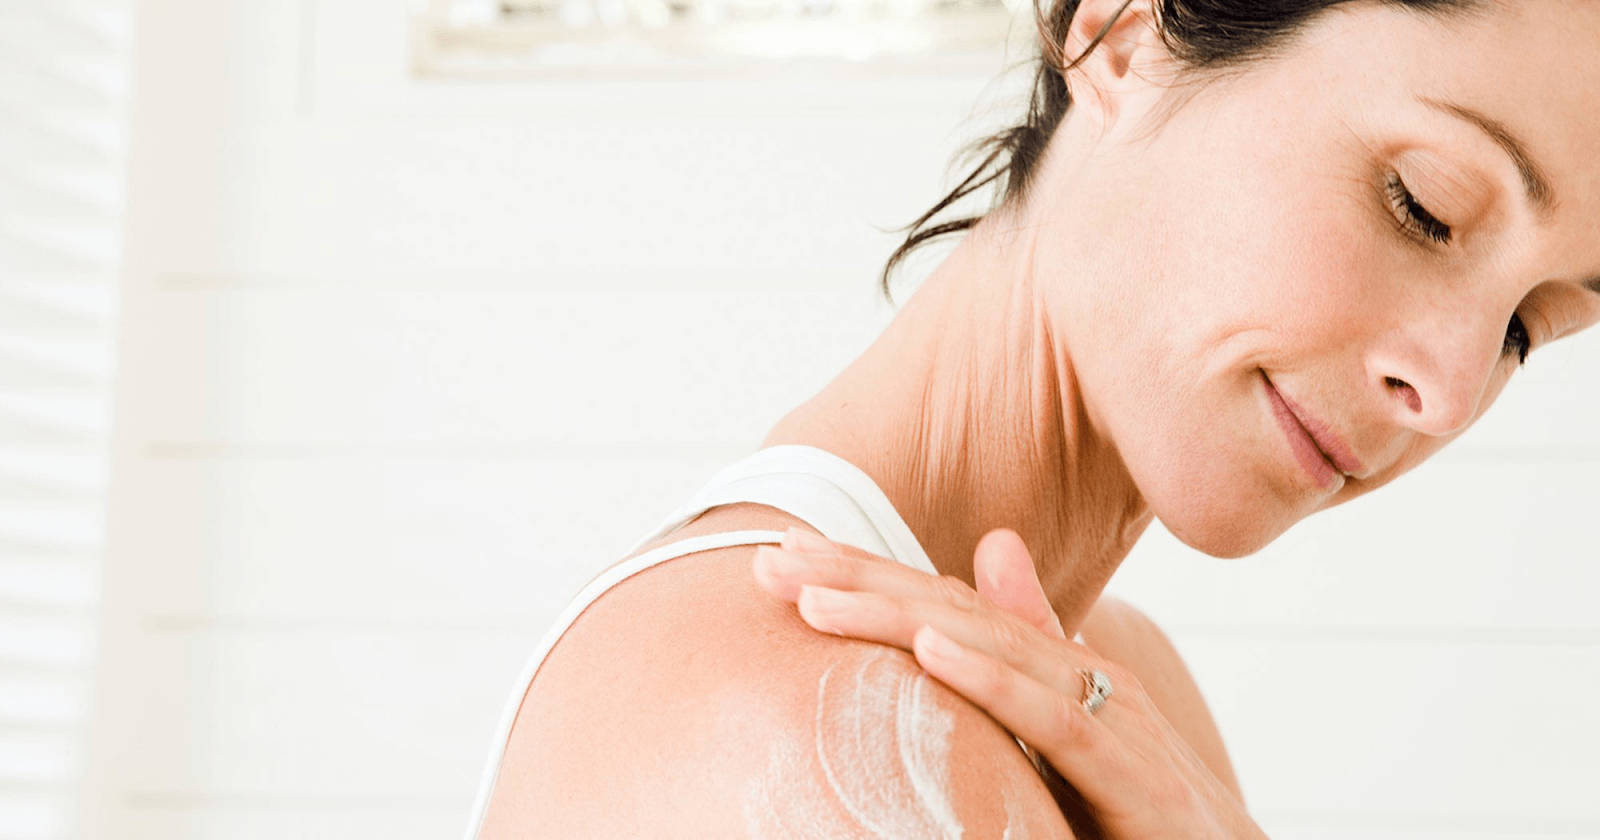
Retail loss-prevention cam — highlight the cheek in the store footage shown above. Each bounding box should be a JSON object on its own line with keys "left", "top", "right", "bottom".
{"left": 1150, "top": 166, "right": 1387, "bottom": 363}
{"left": 1255, "top": 181, "right": 1395, "bottom": 347}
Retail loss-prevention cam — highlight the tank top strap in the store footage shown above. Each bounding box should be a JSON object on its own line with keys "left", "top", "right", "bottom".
{"left": 626, "top": 445, "right": 938, "bottom": 577}
{"left": 489, "top": 528, "right": 784, "bottom": 742}
{"left": 463, "top": 447, "right": 940, "bottom": 839}
{"left": 503, "top": 528, "right": 789, "bottom": 725}
{"left": 461, "top": 528, "right": 785, "bottom": 839}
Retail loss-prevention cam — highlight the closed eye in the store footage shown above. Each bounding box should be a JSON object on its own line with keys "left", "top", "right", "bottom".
{"left": 1383, "top": 173, "right": 1531, "bottom": 365}
{"left": 1385, "top": 173, "right": 1452, "bottom": 245}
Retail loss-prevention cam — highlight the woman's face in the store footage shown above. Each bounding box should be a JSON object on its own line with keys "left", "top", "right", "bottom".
{"left": 1038, "top": 0, "right": 1600, "bottom": 556}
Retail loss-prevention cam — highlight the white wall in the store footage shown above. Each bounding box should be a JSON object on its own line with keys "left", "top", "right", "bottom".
{"left": 81, "top": 1, "right": 1600, "bottom": 838}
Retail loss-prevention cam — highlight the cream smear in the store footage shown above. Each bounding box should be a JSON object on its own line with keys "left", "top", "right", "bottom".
{"left": 1001, "top": 783, "right": 1030, "bottom": 840}
{"left": 746, "top": 648, "right": 964, "bottom": 839}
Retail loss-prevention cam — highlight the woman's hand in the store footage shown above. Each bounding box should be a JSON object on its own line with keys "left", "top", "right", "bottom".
{"left": 751, "top": 526, "right": 1268, "bottom": 840}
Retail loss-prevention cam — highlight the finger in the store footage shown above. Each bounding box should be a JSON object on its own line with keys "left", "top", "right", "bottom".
{"left": 795, "top": 583, "right": 1097, "bottom": 701}
{"left": 751, "top": 528, "right": 979, "bottom": 611}
{"left": 972, "top": 528, "right": 1066, "bottom": 640}
{"left": 911, "top": 625, "right": 1145, "bottom": 815}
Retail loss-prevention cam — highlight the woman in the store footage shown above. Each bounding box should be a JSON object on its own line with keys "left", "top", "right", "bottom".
{"left": 467, "top": 0, "right": 1600, "bottom": 835}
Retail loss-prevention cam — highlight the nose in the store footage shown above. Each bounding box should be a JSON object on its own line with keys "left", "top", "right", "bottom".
{"left": 1366, "top": 303, "right": 1511, "bottom": 437}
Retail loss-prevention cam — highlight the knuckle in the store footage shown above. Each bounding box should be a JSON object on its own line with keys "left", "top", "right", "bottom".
{"left": 812, "top": 551, "right": 862, "bottom": 587}
{"left": 982, "top": 664, "right": 1016, "bottom": 706}
{"left": 826, "top": 556, "right": 861, "bottom": 587}
{"left": 933, "top": 574, "right": 981, "bottom": 611}
{"left": 833, "top": 547, "right": 876, "bottom": 572}
{"left": 1097, "top": 660, "right": 1141, "bottom": 695}
{"left": 1101, "top": 666, "right": 1158, "bottom": 715}
{"left": 961, "top": 654, "right": 1012, "bottom": 707}
{"left": 987, "top": 618, "right": 1034, "bottom": 665}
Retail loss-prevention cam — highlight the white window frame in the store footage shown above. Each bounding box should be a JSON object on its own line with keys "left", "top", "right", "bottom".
{"left": 412, "top": 0, "right": 1035, "bottom": 79}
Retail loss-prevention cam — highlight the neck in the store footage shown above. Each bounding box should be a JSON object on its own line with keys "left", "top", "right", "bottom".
{"left": 762, "top": 216, "right": 1153, "bottom": 633}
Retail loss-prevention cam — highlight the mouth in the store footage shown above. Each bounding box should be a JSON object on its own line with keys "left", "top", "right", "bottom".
{"left": 1260, "top": 371, "right": 1364, "bottom": 488}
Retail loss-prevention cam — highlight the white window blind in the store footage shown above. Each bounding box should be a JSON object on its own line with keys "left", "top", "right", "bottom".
{"left": 0, "top": 1, "right": 129, "bottom": 838}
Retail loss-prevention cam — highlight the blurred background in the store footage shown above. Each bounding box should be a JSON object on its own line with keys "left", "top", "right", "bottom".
{"left": 2, "top": 0, "right": 1596, "bottom": 837}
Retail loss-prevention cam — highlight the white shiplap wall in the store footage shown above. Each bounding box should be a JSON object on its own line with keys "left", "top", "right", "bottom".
{"left": 81, "top": 0, "right": 1600, "bottom": 838}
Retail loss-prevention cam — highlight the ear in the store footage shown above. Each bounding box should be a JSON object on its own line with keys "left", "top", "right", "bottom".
{"left": 1059, "top": 0, "right": 1172, "bottom": 131}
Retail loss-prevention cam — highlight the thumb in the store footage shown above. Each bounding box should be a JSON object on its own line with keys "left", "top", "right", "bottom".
{"left": 973, "top": 528, "right": 1066, "bottom": 640}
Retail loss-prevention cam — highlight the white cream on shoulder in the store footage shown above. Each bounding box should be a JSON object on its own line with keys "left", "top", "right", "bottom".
{"left": 746, "top": 647, "right": 963, "bottom": 838}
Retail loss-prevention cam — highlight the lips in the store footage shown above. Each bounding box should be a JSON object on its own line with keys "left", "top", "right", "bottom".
{"left": 1261, "top": 371, "right": 1365, "bottom": 485}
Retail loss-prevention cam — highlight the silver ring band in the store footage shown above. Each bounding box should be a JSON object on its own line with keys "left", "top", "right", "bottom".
{"left": 1077, "top": 668, "right": 1113, "bottom": 715}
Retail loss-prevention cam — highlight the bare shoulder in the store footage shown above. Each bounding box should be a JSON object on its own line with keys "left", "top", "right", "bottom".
{"left": 1079, "top": 595, "right": 1242, "bottom": 799}
{"left": 478, "top": 507, "right": 1074, "bottom": 839}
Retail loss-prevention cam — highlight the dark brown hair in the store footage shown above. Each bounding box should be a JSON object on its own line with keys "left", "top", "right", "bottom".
{"left": 878, "top": 0, "right": 1485, "bottom": 301}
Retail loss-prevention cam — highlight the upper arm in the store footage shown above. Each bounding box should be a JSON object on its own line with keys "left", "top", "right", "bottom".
{"left": 483, "top": 545, "right": 1076, "bottom": 839}
{"left": 1078, "top": 595, "right": 1243, "bottom": 800}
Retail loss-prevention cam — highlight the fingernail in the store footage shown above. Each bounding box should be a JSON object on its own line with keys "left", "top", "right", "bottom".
{"left": 783, "top": 526, "right": 832, "bottom": 554}
{"left": 980, "top": 555, "right": 1006, "bottom": 592}
{"left": 918, "top": 626, "right": 964, "bottom": 662}
{"left": 755, "top": 545, "right": 808, "bottom": 578}
{"left": 800, "top": 584, "right": 854, "bottom": 613}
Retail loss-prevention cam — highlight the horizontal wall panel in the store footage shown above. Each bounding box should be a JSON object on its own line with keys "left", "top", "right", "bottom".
{"left": 116, "top": 283, "right": 892, "bottom": 446}
{"left": 1259, "top": 824, "right": 1598, "bottom": 840}
{"left": 114, "top": 453, "right": 739, "bottom": 622}
{"left": 127, "top": 0, "right": 973, "bottom": 281}
{"left": 208, "top": 114, "right": 952, "bottom": 278}
{"left": 113, "top": 453, "right": 1600, "bottom": 631}
{"left": 109, "top": 804, "right": 468, "bottom": 840}
{"left": 1182, "top": 638, "right": 1600, "bottom": 821}
{"left": 1110, "top": 456, "right": 1600, "bottom": 632}
{"left": 91, "top": 629, "right": 1599, "bottom": 820}
{"left": 114, "top": 283, "right": 1600, "bottom": 449}
{"left": 95, "top": 629, "right": 532, "bottom": 799}
{"left": 103, "top": 807, "right": 1600, "bottom": 840}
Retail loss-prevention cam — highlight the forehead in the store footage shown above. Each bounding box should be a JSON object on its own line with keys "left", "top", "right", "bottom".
{"left": 1274, "top": 1, "right": 1600, "bottom": 242}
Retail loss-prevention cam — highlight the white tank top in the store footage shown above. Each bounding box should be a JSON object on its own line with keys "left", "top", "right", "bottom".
{"left": 460, "top": 444, "right": 941, "bottom": 838}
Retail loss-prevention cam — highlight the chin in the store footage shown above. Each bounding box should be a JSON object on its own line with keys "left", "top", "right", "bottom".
{"left": 1163, "top": 517, "right": 1275, "bottom": 559}
{"left": 1148, "top": 483, "right": 1301, "bottom": 559}
{"left": 1121, "top": 426, "right": 1317, "bottom": 559}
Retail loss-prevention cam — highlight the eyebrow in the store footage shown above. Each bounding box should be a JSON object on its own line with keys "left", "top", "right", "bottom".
{"left": 1417, "top": 95, "right": 1558, "bottom": 225}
